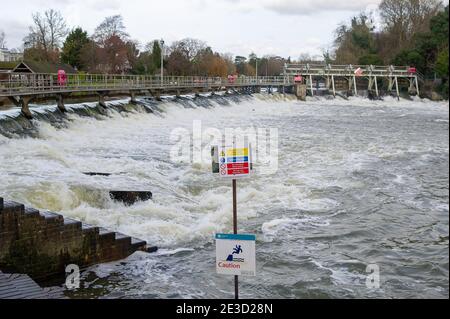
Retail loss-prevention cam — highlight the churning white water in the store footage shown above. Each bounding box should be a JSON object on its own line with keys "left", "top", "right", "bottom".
{"left": 0, "top": 94, "right": 448, "bottom": 298}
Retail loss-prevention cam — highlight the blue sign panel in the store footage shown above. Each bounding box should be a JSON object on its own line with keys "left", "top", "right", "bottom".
{"left": 216, "top": 234, "right": 256, "bottom": 241}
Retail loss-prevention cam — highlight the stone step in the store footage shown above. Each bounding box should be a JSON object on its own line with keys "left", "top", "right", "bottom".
{"left": 63, "top": 217, "right": 82, "bottom": 231}
{"left": 114, "top": 232, "right": 132, "bottom": 246}
{"left": 24, "top": 207, "right": 40, "bottom": 218}
{"left": 39, "top": 211, "right": 64, "bottom": 225}
{"left": 98, "top": 228, "right": 116, "bottom": 244}
{"left": 131, "top": 237, "right": 147, "bottom": 251}
{"left": 81, "top": 223, "right": 99, "bottom": 235}
{"left": 1, "top": 197, "right": 152, "bottom": 279}
{"left": 1, "top": 201, "right": 25, "bottom": 215}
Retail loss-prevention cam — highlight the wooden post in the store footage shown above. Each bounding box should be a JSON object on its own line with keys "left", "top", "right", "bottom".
{"left": 353, "top": 76, "right": 357, "bottom": 96}
{"left": 232, "top": 179, "right": 238, "bottom": 300}
{"left": 309, "top": 75, "right": 314, "bottom": 96}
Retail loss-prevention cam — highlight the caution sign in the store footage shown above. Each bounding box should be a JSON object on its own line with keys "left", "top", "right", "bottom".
{"left": 219, "top": 145, "right": 251, "bottom": 178}
{"left": 216, "top": 234, "right": 256, "bottom": 276}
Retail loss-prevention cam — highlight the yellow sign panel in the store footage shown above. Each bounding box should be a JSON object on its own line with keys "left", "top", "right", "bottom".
{"left": 226, "top": 148, "right": 249, "bottom": 157}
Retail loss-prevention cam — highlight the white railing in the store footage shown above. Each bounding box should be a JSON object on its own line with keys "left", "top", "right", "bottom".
{"left": 284, "top": 64, "right": 418, "bottom": 78}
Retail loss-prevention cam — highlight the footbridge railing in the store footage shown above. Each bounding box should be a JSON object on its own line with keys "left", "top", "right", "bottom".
{"left": 284, "top": 63, "right": 421, "bottom": 97}
{"left": 0, "top": 74, "right": 290, "bottom": 97}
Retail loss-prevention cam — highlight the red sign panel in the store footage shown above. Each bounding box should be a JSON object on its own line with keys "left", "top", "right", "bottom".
{"left": 228, "top": 168, "right": 250, "bottom": 175}
{"left": 227, "top": 163, "right": 249, "bottom": 170}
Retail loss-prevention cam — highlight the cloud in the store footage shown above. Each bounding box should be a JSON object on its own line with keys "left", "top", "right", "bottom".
{"left": 224, "top": 0, "right": 382, "bottom": 15}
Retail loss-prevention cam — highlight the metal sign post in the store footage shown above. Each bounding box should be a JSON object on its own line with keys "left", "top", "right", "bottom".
{"left": 213, "top": 142, "right": 255, "bottom": 300}
{"left": 232, "top": 178, "right": 238, "bottom": 300}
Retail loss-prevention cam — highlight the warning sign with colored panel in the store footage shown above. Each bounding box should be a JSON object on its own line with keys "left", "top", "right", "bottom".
{"left": 216, "top": 234, "right": 256, "bottom": 276}
{"left": 219, "top": 146, "right": 252, "bottom": 178}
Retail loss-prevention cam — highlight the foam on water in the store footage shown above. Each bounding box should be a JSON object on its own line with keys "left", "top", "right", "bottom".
{"left": 0, "top": 94, "right": 448, "bottom": 298}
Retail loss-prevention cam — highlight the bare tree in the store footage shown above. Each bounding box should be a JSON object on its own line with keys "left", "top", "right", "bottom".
{"left": 46, "top": 9, "right": 69, "bottom": 50}
{"left": 93, "top": 15, "right": 129, "bottom": 46}
{"left": 380, "top": 0, "right": 443, "bottom": 46}
{"left": 169, "top": 38, "right": 207, "bottom": 62}
{"left": 0, "top": 30, "right": 6, "bottom": 48}
{"left": 24, "top": 9, "right": 68, "bottom": 61}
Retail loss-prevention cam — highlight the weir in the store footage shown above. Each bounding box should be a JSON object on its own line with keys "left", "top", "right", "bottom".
{"left": 0, "top": 63, "right": 423, "bottom": 118}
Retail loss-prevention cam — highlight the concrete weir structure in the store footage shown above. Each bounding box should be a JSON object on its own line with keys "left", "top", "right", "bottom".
{"left": 0, "top": 197, "right": 147, "bottom": 280}
{"left": 0, "top": 64, "right": 422, "bottom": 118}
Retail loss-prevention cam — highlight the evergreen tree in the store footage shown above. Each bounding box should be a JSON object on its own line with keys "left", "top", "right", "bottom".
{"left": 62, "top": 27, "right": 89, "bottom": 69}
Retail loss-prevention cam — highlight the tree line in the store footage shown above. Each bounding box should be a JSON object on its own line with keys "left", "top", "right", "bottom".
{"left": 13, "top": 12, "right": 289, "bottom": 78}
{"left": 330, "top": 0, "right": 448, "bottom": 97}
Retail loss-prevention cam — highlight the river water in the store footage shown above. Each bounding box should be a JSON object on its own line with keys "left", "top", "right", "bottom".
{"left": 0, "top": 94, "right": 448, "bottom": 299}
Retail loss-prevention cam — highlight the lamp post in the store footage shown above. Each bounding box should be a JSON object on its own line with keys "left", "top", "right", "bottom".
{"left": 160, "top": 39, "right": 164, "bottom": 87}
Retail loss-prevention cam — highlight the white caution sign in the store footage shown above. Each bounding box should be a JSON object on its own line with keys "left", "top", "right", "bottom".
{"left": 216, "top": 233, "right": 256, "bottom": 276}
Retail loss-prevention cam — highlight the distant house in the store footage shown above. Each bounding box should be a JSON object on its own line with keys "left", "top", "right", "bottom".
{"left": 12, "top": 60, "right": 77, "bottom": 74}
{"left": 0, "top": 48, "right": 23, "bottom": 62}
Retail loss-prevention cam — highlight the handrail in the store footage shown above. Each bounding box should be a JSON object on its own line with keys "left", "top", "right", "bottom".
{"left": 0, "top": 74, "right": 291, "bottom": 97}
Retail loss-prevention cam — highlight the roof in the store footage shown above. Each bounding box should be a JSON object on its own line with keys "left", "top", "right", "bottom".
{"left": 12, "top": 60, "right": 77, "bottom": 74}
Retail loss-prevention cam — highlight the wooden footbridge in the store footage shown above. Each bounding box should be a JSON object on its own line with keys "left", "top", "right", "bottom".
{"left": 0, "top": 63, "right": 421, "bottom": 118}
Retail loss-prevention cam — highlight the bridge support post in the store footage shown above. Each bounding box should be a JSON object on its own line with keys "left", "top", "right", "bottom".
{"left": 98, "top": 92, "right": 109, "bottom": 108}
{"left": 130, "top": 91, "right": 137, "bottom": 104}
{"left": 408, "top": 77, "right": 419, "bottom": 96}
{"left": 388, "top": 78, "right": 394, "bottom": 93}
{"left": 353, "top": 76, "right": 358, "bottom": 96}
{"left": 331, "top": 75, "right": 336, "bottom": 97}
{"left": 154, "top": 91, "right": 162, "bottom": 101}
{"left": 309, "top": 75, "right": 314, "bottom": 96}
{"left": 415, "top": 76, "right": 420, "bottom": 96}
{"left": 57, "top": 94, "right": 66, "bottom": 112}
{"left": 295, "top": 84, "right": 307, "bottom": 101}
{"left": 8, "top": 96, "right": 33, "bottom": 119}
{"left": 20, "top": 97, "right": 34, "bottom": 119}
{"left": 176, "top": 90, "right": 181, "bottom": 98}
{"left": 394, "top": 76, "right": 400, "bottom": 100}
{"left": 374, "top": 76, "right": 379, "bottom": 97}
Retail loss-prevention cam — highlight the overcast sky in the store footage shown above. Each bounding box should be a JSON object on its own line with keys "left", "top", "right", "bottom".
{"left": 0, "top": 0, "right": 413, "bottom": 58}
